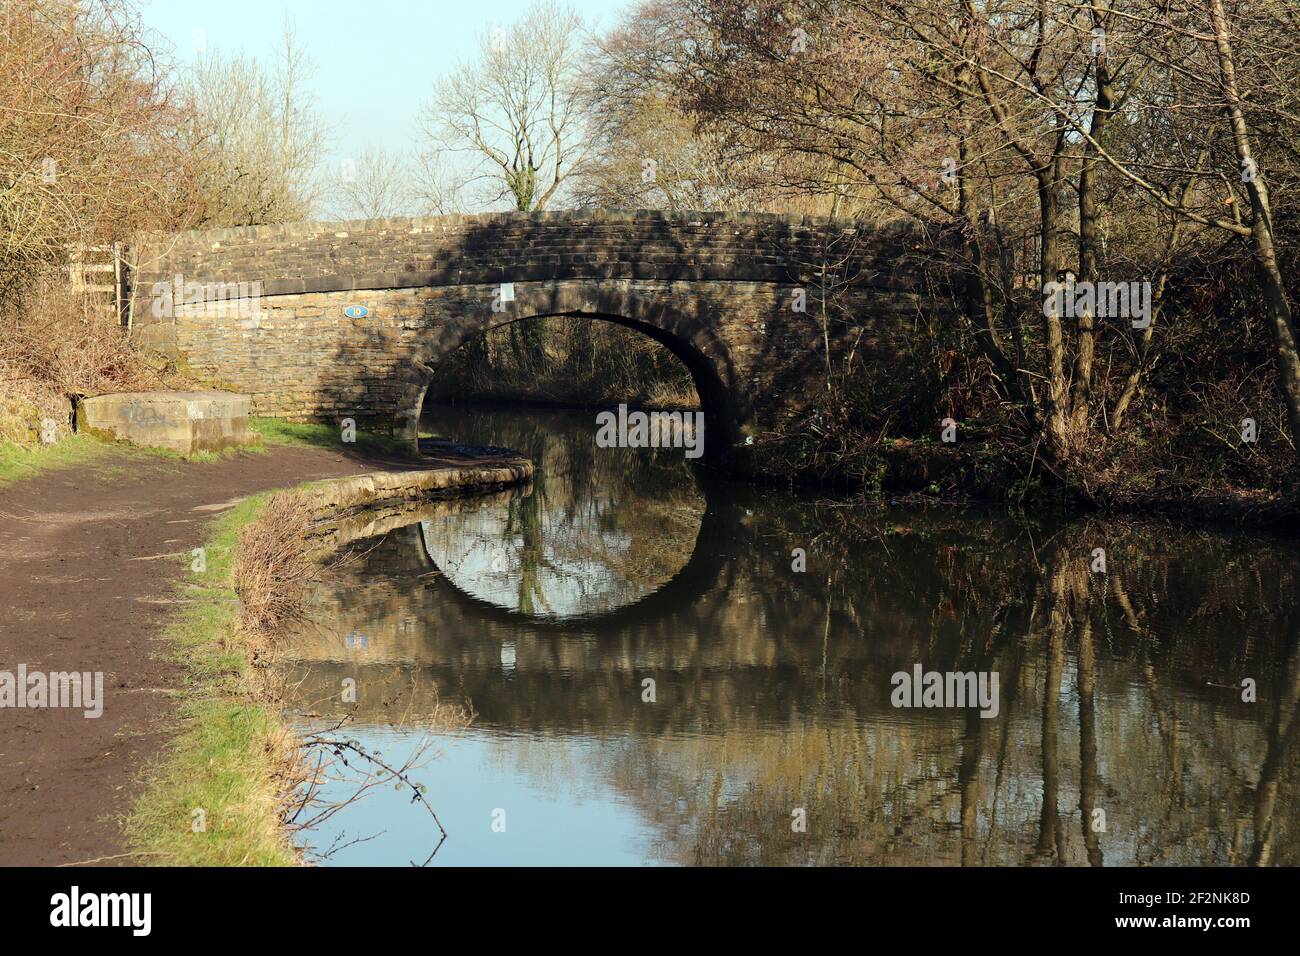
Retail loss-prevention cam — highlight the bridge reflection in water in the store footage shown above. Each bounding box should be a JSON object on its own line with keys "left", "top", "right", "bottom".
{"left": 277, "top": 407, "right": 1300, "bottom": 867}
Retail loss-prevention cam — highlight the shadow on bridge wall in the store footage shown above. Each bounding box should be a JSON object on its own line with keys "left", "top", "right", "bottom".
{"left": 305, "top": 214, "right": 954, "bottom": 471}
{"left": 311, "top": 218, "right": 750, "bottom": 467}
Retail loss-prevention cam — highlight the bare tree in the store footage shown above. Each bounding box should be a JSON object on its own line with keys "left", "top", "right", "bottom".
{"left": 184, "top": 20, "right": 327, "bottom": 226}
{"left": 0, "top": 0, "right": 200, "bottom": 292}
{"left": 410, "top": 148, "right": 466, "bottom": 215}
{"left": 944, "top": 0, "right": 1300, "bottom": 459}
{"left": 420, "top": 0, "right": 591, "bottom": 211}
{"left": 0, "top": 0, "right": 200, "bottom": 436}
{"left": 620, "top": 0, "right": 1300, "bottom": 483}
{"left": 575, "top": 5, "right": 753, "bottom": 211}
{"left": 327, "top": 146, "right": 412, "bottom": 220}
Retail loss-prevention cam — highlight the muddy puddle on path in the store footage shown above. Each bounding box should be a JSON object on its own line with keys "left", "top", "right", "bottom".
{"left": 276, "top": 406, "right": 1299, "bottom": 866}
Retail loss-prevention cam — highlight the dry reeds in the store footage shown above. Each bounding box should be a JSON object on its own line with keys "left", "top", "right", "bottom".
{"left": 232, "top": 492, "right": 323, "bottom": 655}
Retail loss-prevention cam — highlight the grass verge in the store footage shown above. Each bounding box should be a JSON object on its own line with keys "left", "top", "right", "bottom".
{"left": 1, "top": 428, "right": 273, "bottom": 489}
{"left": 125, "top": 493, "right": 302, "bottom": 866}
{"left": 0, "top": 434, "right": 114, "bottom": 488}
{"left": 1, "top": 414, "right": 411, "bottom": 491}
{"left": 251, "top": 416, "right": 418, "bottom": 459}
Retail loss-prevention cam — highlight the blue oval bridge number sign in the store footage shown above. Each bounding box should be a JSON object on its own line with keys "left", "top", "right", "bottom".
{"left": 345, "top": 305, "right": 369, "bottom": 318}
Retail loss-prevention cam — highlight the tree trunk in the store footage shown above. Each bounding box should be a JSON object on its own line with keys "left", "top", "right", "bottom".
{"left": 1208, "top": 0, "right": 1300, "bottom": 455}
{"left": 1038, "top": 167, "right": 1070, "bottom": 459}
{"left": 1070, "top": 9, "right": 1114, "bottom": 442}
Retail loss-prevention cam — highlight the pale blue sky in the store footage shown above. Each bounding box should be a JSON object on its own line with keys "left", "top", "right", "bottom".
{"left": 138, "top": 0, "right": 627, "bottom": 206}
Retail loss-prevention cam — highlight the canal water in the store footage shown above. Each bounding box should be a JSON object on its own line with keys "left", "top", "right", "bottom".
{"left": 279, "top": 405, "right": 1299, "bottom": 866}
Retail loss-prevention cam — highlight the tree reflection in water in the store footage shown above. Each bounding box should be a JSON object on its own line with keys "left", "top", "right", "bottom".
{"left": 276, "top": 407, "right": 1299, "bottom": 866}
{"left": 420, "top": 406, "right": 706, "bottom": 618}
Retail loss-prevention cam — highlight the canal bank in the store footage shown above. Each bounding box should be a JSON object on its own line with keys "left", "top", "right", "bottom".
{"left": 0, "top": 425, "right": 530, "bottom": 866}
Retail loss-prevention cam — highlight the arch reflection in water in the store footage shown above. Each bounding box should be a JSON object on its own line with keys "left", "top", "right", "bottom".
{"left": 419, "top": 405, "right": 705, "bottom": 619}
{"left": 278, "top": 408, "right": 1300, "bottom": 867}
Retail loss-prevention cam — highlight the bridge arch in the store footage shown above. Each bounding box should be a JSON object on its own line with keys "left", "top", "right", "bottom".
{"left": 406, "top": 283, "right": 742, "bottom": 465}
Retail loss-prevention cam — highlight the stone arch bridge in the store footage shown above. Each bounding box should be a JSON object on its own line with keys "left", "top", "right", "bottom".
{"left": 130, "top": 211, "right": 948, "bottom": 468}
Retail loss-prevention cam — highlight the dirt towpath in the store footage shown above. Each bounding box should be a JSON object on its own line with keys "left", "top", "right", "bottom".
{"left": 0, "top": 443, "right": 423, "bottom": 866}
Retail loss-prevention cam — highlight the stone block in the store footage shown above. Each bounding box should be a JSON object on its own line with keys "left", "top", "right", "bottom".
{"left": 77, "top": 390, "right": 261, "bottom": 456}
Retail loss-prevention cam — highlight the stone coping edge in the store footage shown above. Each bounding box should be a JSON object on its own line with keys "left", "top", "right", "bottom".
{"left": 297, "top": 458, "right": 534, "bottom": 522}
